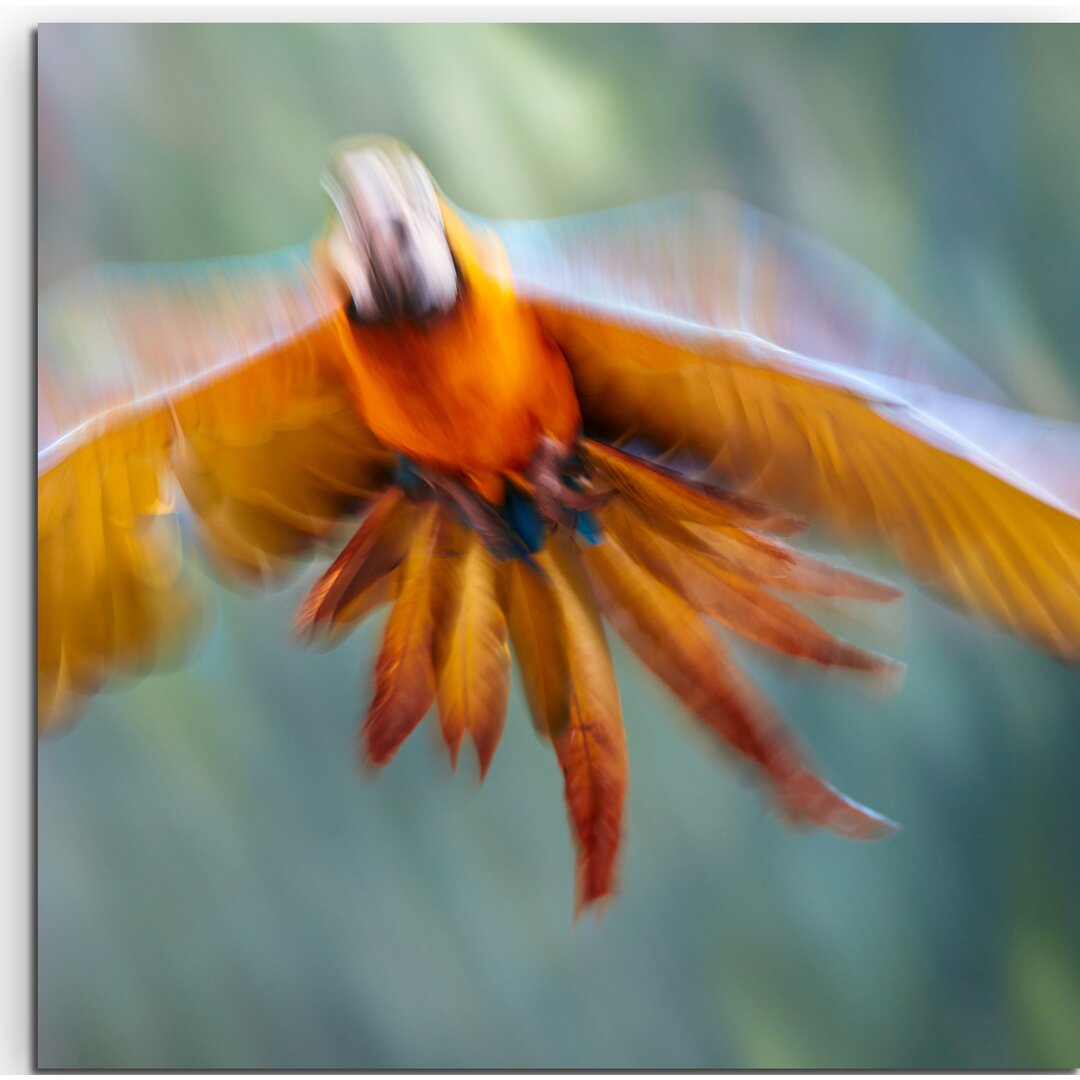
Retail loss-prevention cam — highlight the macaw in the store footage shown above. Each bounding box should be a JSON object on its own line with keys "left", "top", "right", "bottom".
{"left": 38, "top": 137, "right": 1080, "bottom": 910}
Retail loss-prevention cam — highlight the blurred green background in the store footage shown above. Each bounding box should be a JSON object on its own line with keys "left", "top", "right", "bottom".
{"left": 37, "top": 23, "right": 1080, "bottom": 1070}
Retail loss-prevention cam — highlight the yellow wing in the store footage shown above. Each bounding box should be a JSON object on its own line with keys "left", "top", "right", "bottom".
{"left": 38, "top": 243, "right": 392, "bottom": 732}
{"left": 473, "top": 195, "right": 1080, "bottom": 660}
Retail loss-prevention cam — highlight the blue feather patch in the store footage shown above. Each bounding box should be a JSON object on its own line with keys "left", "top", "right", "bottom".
{"left": 503, "top": 482, "right": 546, "bottom": 554}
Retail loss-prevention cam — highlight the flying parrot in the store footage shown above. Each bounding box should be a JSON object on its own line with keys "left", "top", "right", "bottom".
{"left": 38, "top": 137, "right": 1080, "bottom": 910}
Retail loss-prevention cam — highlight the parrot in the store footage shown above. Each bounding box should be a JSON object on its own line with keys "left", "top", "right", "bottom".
{"left": 37, "top": 136, "right": 1080, "bottom": 910}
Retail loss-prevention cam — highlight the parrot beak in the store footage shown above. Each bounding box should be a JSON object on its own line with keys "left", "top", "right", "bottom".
{"left": 321, "top": 137, "right": 459, "bottom": 323}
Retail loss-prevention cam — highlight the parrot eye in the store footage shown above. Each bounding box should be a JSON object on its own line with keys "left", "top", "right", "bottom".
{"left": 321, "top": 138, "right": 460, "bottom": 323}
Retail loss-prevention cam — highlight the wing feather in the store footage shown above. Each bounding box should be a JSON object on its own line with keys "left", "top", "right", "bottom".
{"left": 544, "top": 310, "right": 1080, "bottom": 659}
{"left": 38, "top": 242, "right": 390, "bottom": 729}
{"left": 476, "top": 197, "right": 1080, "bottom": 659}
{"left": 38, "top": 243, "right": 345, "bottom": 464}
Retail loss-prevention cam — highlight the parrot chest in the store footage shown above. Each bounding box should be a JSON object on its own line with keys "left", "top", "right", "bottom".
{"left": 344, "top": 293, "right": 580, "bottom": 485}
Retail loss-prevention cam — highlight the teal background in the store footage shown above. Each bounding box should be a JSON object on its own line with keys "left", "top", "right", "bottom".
{"left": 37, "top": 24, "right": 1080, "bottom": 1069}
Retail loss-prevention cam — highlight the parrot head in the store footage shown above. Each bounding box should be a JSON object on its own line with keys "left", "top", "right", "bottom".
{"left": 321, "top": 137, "right": 460, "bottom": 323}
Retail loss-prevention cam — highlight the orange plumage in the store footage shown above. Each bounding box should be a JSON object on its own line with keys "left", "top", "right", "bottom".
{"left": 37, "top": 137, "right": 1080, "bottom": 911}
{"left": 336, "top": 202, "right": 580, "bottom": 501}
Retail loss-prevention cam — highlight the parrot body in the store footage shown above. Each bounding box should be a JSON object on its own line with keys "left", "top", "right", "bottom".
{"left": 37, "top": 137, "right": 1080, "bottom": 910}
{"left": 337, "top": 205, "right": 580, "bottom": 501}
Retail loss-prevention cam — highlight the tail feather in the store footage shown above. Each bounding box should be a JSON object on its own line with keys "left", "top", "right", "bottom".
{"left": 682, "top": 518, "right": 799, "bottom": 582}
{"left": 779, "top": 550, "right": 904, "bottom": 602}
{"left": 432, "top": 528, "right": 511, "bottom": 775}
{"left": 502, "top": 559, "right": 571, "bottom": 739}
{"left": 542, "top": 536, "right": 628, "bottom": 911}
{"left": 581, "top": 440, "right": 805, "bottom": 534}
{"left": 362, "top": 503, "right": 440, "bottom": 766}
{"left": 294, "top": 488, "right": 413, "bottom": 639}
{"left": 289, "top": 437, "right": 905, "bottom": 910}
{"left": 586, "top": 439, "right": 901, "bottom": 605}
{"left": 583, "top": 538, "right": 895, "bottom": 840}
{"left": 603, "top": 500, "right": 902, "bottom": 679}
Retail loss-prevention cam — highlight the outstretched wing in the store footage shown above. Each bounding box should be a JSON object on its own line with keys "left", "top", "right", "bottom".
{"left": 38, "top": 243, "right": 392, "bottom": 731}
{"left": 472, "top": 195, "right": 1080, "bottom": 660}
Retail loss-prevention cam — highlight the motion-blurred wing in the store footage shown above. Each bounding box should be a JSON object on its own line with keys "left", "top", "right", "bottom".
{"left": 474, "top": 195, "right": 1080, "bottom": 660}
{"left": 38, "top": 244, "right": 392, "bottom": 730}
